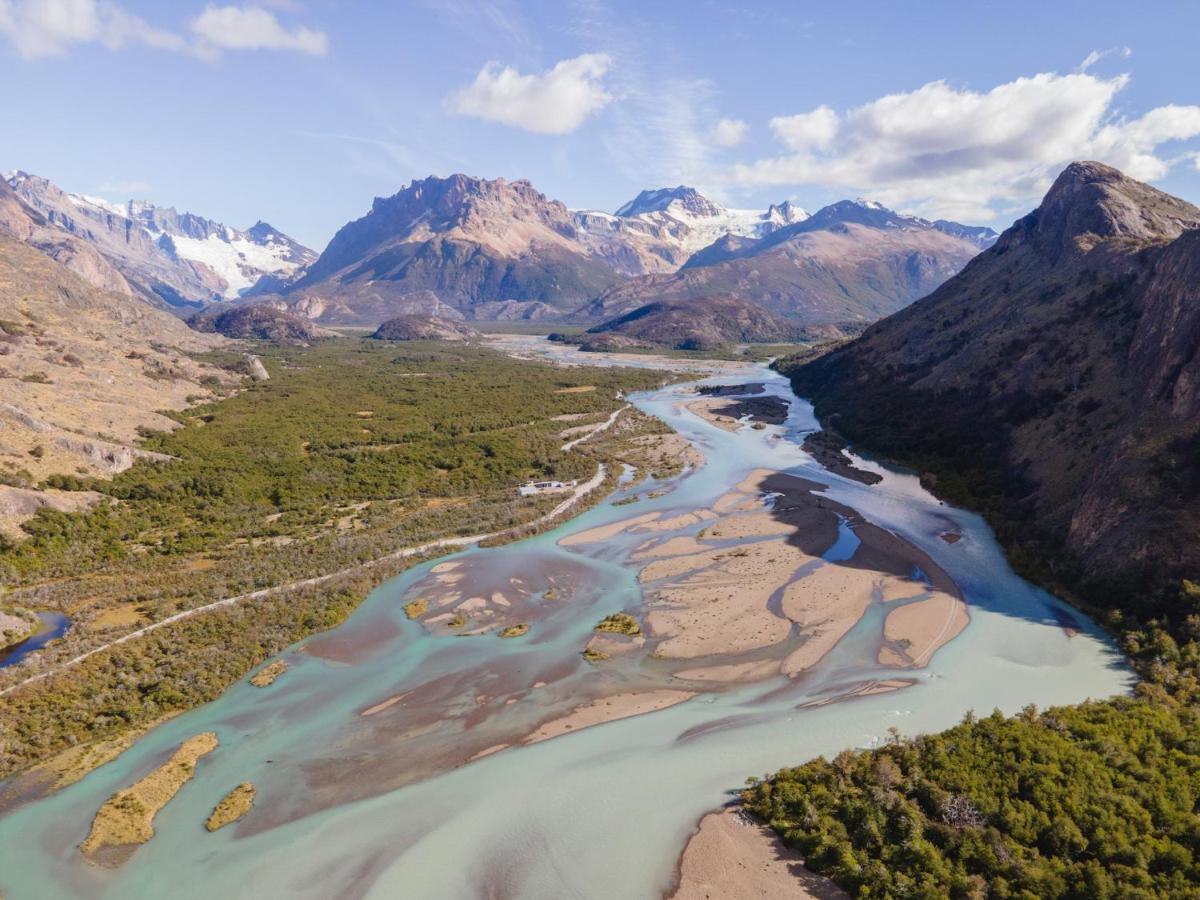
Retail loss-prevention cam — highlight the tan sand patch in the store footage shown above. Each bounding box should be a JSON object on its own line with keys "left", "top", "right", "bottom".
{"left": 779, "top": 564, "right": 883, "bottom": 676}
{"left": 671, "top": 806, "right": 847, "bottom": 900}
{"left": 360, "top": 692, "right": 410, "bottom": 717}
{"left": 686, "top": 398, "right": 743, "bottom": 432}
{"left": 559, "top": 511, "right": 662, "bottom": 546}
{"left": 632, "top": 535, "right": 711, "bottom": 559}
{"left": 523, "top": 690, "right": 696, "bottom": 744}
{"left": 675, "top": 659, "right": 784, "bottom": 683}
{"left": 644, "top": 538, "right": 811, "bottom": 659}
{"left": 881, "top": 592, "right": 969, "bottom": 668}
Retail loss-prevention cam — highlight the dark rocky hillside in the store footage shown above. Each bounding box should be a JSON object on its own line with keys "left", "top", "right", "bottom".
{"left": 189, "top": 304, "right": 317, "bottom": 345}
{"left": 369, "top": 315, "right": 479, "bottom": 341}
{"left": 779, "top": 161, "right": 1200, "bottom": 622}
{"left": 584, "top": 295, "right": 827, "bottom": 351}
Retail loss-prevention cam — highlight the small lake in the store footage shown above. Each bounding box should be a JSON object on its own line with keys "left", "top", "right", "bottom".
{"left": 0, "top": 611, "right": 70, "bottom": 669}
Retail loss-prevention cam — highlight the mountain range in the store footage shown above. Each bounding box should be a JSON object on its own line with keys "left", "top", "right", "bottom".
{"left": 781, "top": 161, "right": 1200, "bottom": 621}
{"left": 264, "top": 175, "right": 994, "bottom": 328}
{"left": 3, "top": 171, "right": 315, "bottom": 309}
{"left": 578, "top": 199, "right": 995, "bottom": 326}
{"left": 1, "top": 168, "right": 1000, "bottom": 341}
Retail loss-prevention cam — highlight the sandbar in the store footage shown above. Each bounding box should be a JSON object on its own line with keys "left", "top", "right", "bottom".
{"left": 522, "top": 690, "right": 696, "bottom": 744}
{"left": 670, "top": 806, "right": 847, "bottom": 900}
{"left": 880, "top": 591, "right": 969, "bottom": 667}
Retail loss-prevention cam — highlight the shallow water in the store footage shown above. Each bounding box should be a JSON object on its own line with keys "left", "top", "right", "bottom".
{"left": 0, "top": 351, "right": 1133, "bottom": 900}
{"left": 0, "top": 611, "right": 70, "bottom": 670}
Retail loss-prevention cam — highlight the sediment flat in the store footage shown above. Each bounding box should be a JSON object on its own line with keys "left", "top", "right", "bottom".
{"left": 522, "top": 690, "right": 696, "bottom": 745}
{"left": 670, "top": 806, "right": 847, "bottom": 900}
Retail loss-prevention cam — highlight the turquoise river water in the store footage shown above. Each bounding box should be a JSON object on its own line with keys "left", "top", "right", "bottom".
{"left": 0, "top": 349, "right": 1133, "bottom": 899}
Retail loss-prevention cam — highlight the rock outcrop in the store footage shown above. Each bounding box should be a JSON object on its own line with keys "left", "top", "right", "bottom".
{"left": 780, "top": 161, "right": 1200, "bottom": 619}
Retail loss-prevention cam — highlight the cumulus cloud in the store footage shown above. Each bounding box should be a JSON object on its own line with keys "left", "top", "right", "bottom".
{"left": 190, "top": 4, "right": 328, "bottom": 56}
{"left": 709, "top": 117, "right": 748, "bottom": 147}
{"left": 0, "top": 0, "right": 184, "bottom": 58}
{"left": 770, "top": 106, "right": 838, "bottom": 152}
{"left": 450, "top": 53, "right": 613, "bottom": 135}
{"left": 728, "top": 68, "right": 1200, "bottom": 223}
{"left": 0, "top": 0, "right": 327, "bottom": 60}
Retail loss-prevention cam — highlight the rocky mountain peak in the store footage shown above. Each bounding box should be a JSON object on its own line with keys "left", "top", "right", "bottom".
{"left": 615, "top": 186, "right": 725, "bottom": 219}
{"left": 1032, "top": 160, "right": 1200, "bottom": 250}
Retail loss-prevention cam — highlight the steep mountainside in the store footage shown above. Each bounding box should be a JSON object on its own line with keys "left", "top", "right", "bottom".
{"left": 781, "top": 161, "right": 1200, "bottom": 620}
{"left": 0, "top": 232, "right": 231, "bottom": 535}
{"left": 188, "top": 303, "right": 320, "bottom": 345}
{"left": 281, "top": 174, "right": 623, "bottom": 324}
{"left": 0, "top": 178, "right": 132, "bottom": 296}
{"left": 578, "top": 199, "right": 992, "bottom": 325}
{"left": 582, "top": 295, "right": 822, "bottom": 351}
{"left": 4, "top": 171, "right": 314, "bottom": 307}
{"left": 572, "top": 186, "right": 808, "bottom": 275}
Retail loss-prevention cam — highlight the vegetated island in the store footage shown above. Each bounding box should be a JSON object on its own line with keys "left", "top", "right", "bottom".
{"left": 80, "top": 732, "right": 218, "bottom": 866}
{"left": 206, "top": 782, "right": 255, "bottom": 831}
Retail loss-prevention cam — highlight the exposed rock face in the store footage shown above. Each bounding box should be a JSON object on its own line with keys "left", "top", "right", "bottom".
{"left": 584, "top": 295, "right": 826, "bottom": 351}
{"left": 369, "top": 315, "right": 480, "bottom": 342}
{"left": 577, "top": 199, "right": 993, "bottom": 326}
{"left": 781, "top": 161, "right": 1200, "bottom": 617}
{"left": 283, "top": 174, "right": 622, "bottom": 324}
{"left": 0, "top": 178, "right": 132, "bottom": 296}
{"left": 4, "top": 171, "right": 314, "bottom": 307}
{"left": 0, "top": 231, "right": 232, "bottom": 535}
{"left": 188, "top": 303, "right": 317, "bottom": 345}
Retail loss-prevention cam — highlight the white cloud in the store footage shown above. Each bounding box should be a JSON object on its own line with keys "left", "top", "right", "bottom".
{"left": 190, "top": 5, "right": 328, "bottom": 56}
{"left": 1079, "top": 46, "right": 1131, "bottom": 73}
{"left": 728, "top": 68, "right": 1200, "bottom": 224}
{"left": 450, "top": 53, "right": 613, "bottom": 135}
{"left": 709, "top": 117, "right": 748, "bottom": 147}
{"left": 770, "top": 106, "right": 838, "bottom": 152}
{"left": 0, "top": 1, "right": 327, "bottom": 60}
{"left": 0, "top": 0, "right": 183, "bottom": 59}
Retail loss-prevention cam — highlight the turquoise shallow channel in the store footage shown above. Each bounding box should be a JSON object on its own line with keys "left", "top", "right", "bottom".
{"left": 0, "top": 343, "right": 1133, "bottom": 900}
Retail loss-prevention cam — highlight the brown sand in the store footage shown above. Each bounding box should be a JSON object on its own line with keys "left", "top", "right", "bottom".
{"left": 360, "top": 691, "right": 410, "bottom": 717}
{"left": 642, "top": 538, "right": 807, "bottom": 659}
{"left": 686, "top": 397, "right": 747, "bottom": 432}
{"left": 880, "top": 591, "right": 969, "bottom": 668}
{"left": 670, "top": 806, "right": 847, "bottom": 900}
{"left": 522, "top": 690, "right": 696, "bottom": 744}
{"left": 559, "top": 511, "right": 663, "bottom": 546}
{"left": 675, "top": 659, "right": 784, "bottom": 683}
{"left": 778, "top": 564, "right": 879, "bottom": 676}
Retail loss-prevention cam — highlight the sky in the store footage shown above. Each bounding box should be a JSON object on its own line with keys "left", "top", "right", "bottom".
{"left": 2, "top": 0, "right": 1200, "bottom": 250}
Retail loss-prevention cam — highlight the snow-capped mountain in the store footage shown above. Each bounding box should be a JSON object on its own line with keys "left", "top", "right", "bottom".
{"left": 572, "top": 185, "right": 809, "bottom": 275}
{"left": 579, "top": 195, "right": 993, "bottom": 325}
{"left": 5, "top": 171, "right": 315, "bottom": 308}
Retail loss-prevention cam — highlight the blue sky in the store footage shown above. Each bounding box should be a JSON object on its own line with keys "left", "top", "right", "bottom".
{"left": 2, "top": 1, "right": 1199, "bottom": 249}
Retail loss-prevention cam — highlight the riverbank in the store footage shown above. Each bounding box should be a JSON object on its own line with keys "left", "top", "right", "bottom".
{"left": 0, "top": 343, "right": 1133, "bottom": 900}
{"left": 670, "top": 805, "right": 847, "bottom": 900}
